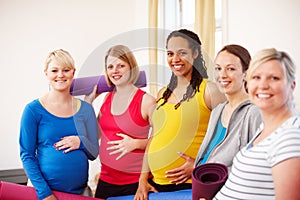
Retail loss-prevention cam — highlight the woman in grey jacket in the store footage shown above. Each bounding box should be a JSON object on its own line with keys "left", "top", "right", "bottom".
{"left": 195, "top": 44, "right": 262, "bottom": 171}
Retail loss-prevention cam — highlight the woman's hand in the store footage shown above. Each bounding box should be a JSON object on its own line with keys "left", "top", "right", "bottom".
{"left": 107, "top": 133, "right": 138, "bottom": 160}
{"left": 84, "top": 85, "right": 99, "bottom": 104}
{"left": 43, "top": 194, "right": 57, "bottom": 200}
{"left": 54, "top": 136, "right": 80, "bottom": 153}
{"left": 165, "top": 152, "right": 195, "bottom": 184}
{"left": 134, "top": 179, "right": 157, "bottom": 200}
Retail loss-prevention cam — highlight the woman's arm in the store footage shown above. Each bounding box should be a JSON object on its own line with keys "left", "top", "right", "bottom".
{"left": 141, "top": 93, "right": 156, "bottom": 122}
{"left": 84, "top": 85, "right": 99, "bottom": 104}
{"left": 134, "top": 136, "right": 158, "bottom": 200}
{"left": 272, "top": 157, "right": 300, "bottom": 199}
{"left": 56, "top": 102, "right": 99, "bottom": 160}
{"left": 19, "top": 104, "right": 53, "bottom": 199}
{"left": 204, "top": 81, "right": 226, "bottom": 110}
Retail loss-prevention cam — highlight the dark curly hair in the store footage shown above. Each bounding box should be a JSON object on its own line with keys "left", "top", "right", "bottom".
{"left": 157, "top": 29, "right": 207, "bottom": 110}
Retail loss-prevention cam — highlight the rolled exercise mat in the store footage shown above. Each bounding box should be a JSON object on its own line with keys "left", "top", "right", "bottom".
{"left": 192, "top": 163, "right": 228, "bottom": 200}
{"left": 70, "top": 70, "right": 147, "bottom": 96}
{"left": 0, "top": 181, "right": 95, "bottom": 200}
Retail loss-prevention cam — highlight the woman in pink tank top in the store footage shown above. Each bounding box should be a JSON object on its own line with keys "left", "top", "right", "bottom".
{"left": 85, "top": 45, "right": 156, "bottom": 199}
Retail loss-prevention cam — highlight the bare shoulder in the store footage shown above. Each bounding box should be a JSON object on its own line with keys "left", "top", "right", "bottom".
{"left": 142, "top": 92, "right": 156, "bottom": 107}
{"left": 207, "top": 80, "right": 224, "bottom": 89}
{"left": 204, "top": 80, "right": 226, "bottom": 110}
{"left": 141, "top": 92, "right": 157, "bottom": 120}
{"left": 157, "top": 87, "right": 166, "bottom": 99}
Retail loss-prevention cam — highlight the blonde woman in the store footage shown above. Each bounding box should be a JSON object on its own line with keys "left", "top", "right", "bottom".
{"left": 20, "top": 49, "right": 99, "bottom": 200}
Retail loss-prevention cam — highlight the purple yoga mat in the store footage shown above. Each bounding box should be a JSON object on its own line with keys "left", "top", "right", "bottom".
{"left": 70, "top": 70, "right": 147, "bottom": 96}
{"left": 192, "top": 163, "right": 228, "bottom": 200}
{"left": 0, "top": 181, "right": 95, "bottom": 200}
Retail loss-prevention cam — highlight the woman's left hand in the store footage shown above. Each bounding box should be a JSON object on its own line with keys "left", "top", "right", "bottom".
{"left": 165, "top": 152, "right": 195, "bottom": 184}
{"left": 107, "top": 133, "right": 137, "bottom": 160}
{"left": 54, "top": 136, "right": 80, "bottom": 153}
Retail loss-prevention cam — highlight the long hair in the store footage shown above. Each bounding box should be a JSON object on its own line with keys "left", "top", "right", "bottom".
{"left": 157, "top": 29, "right": 207, "bottom": 109}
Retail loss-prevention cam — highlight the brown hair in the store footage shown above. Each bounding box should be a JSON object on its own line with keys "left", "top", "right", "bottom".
{"left": 104, "top": 45, "right": 139, "bottom": 86}
{"left": 217, "top": 44, "right": 251, "bottom": 90}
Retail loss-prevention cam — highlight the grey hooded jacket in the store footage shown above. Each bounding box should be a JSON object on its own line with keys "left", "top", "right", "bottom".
{"left": 195, "top": 99, "right": 262, "bottom": 171}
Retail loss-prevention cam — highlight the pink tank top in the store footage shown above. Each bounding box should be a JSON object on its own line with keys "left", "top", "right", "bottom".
{"left": 99, "top": 89, "right": 150, "bottom": 184}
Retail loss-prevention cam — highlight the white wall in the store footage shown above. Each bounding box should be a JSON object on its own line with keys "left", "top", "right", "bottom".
{"left": 224, "top": 0, "right": 300, "bottom": 112}
{"left": 1, "top": 0, "right": 300, "bottom": 187}
{"left": 0, "top": 0, "right": 148, "bottom": 188}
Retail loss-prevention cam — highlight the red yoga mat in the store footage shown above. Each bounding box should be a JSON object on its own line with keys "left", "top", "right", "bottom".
{"left": 192, "top": 163, "right": 228, "bottom": 200}
{"left": 0, "top": 181, "right": 95, "bottom": 200}
{"left": 70, "top": 70, "right": 147, "bottom": 96}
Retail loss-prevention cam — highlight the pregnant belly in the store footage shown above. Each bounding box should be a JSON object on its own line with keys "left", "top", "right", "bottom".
{"left": 38, "top": 146, "right": 88, "bottom": 192}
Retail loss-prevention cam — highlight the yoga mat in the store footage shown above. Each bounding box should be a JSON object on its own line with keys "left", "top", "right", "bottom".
{"left": 0, "top": 181, "right": 94, "bottom": 200}
{"left": 107, "top": 189, "right": 192, "bottom": 200}
{"left": 192, "top": 163, "right": 228, "bottom": 200}
{"left": 70, "top": 70, "right": 147, "bottom": 96}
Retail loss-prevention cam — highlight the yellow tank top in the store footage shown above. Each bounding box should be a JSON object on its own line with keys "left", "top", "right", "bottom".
{"left": 148, "top": 79, "right": 210, "bottom": 184}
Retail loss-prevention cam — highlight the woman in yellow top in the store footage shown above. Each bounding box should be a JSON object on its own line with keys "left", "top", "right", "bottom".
{"left": 134, "top": 29, "right": 226, "bottom": 200}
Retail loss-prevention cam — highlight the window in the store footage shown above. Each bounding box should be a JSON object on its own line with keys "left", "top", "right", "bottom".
{"left": 157, "top": 0, "right": 222, "bottom": 85}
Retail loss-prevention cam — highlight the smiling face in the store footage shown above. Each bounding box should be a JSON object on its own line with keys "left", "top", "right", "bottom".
{"left": 106, "top": 56, "right": 131, "bottom": 87}
{"left": 45, "top": 60, "right": 75, "bottom": 92}
{"left": 247, "top": 59, "right": 295, "bottom": 113}
{"left": 214, "top": 50, "right": 246, "bottom": 96}
{"left": 166, "top": 36, "right": 198, "bottom": 79}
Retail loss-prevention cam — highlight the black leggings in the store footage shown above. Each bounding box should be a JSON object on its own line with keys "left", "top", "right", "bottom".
{"left": 94, "top": 178, "right": 192, "bottom": 199}
{"left": 94, "top": 179, "right": 139, "bottom": 199}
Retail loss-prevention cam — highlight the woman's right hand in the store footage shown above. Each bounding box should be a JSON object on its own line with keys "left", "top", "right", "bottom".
{"left": 54, "top": 135, "right": 80, "bottom": 153}
{"left": 84, "top": 85, "right": 99, "bottom": 104}
{"left": 43, "top": 194, "right": 57, "bottom": 200}
{"left": 134, "top": 179, "right": 158, "bottom": 200}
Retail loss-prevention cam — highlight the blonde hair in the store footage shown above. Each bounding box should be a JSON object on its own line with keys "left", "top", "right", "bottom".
{"left": 104, "top": 45, "right": 139, "bottom": 86}
{"left": 44, "top": 49, "right": 75, "bottom": 71}
{"left": 247, "top": 48, "right": 296, "bottom": 109}
{"left": 247, "top": 48, "right": 295, "bottom": 85}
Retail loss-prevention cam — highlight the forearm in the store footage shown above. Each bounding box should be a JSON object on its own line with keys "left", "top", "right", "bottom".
{"left": 79, "top": 106, "right": 100, "bottom": 160}
{"left": 134, "top": 138, "right": 149, "bottom": 150}
{"left": 139, "top": 171, "right": 150, "bottom": 183}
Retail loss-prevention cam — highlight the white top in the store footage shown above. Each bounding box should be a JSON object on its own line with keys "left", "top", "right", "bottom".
{"left": 214, "top": 116, "right": 300, "bottom": 200}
